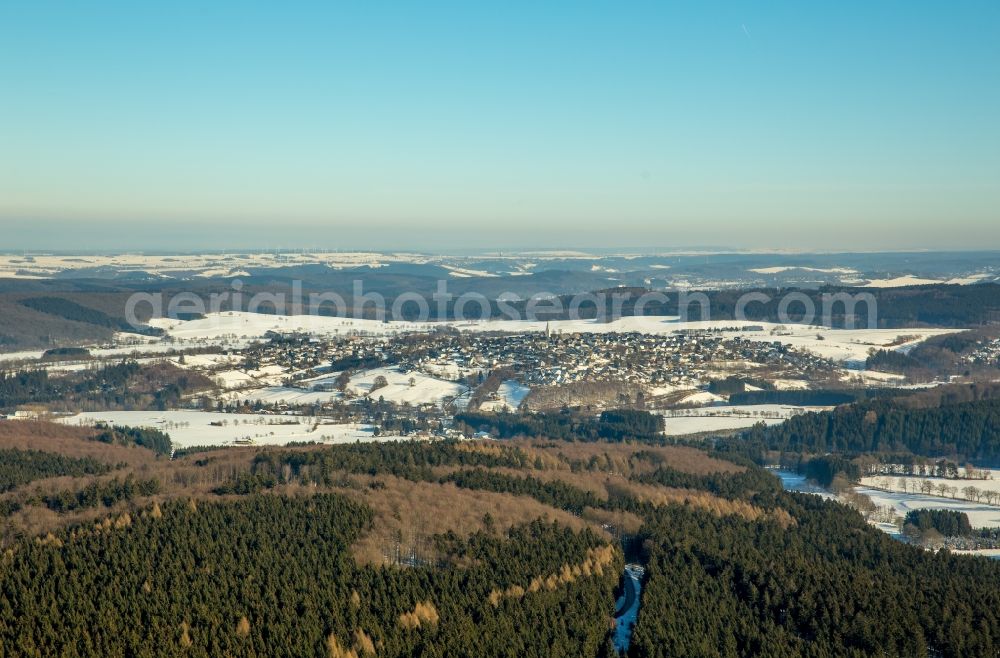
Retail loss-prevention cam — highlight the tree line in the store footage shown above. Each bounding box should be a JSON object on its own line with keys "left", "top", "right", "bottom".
{"left": 455, "top": 408, "right": 665, "bottom": 443}
{"left": 735, "top": 395, "right": 1000, "bottom": 461}
{"left": 904, "top": 509, "right": 973, "bottom": 538}
{"left": 0, "top": 448, "right": 112, "bottom": 492}
{"left": 39, "top": 474, "right": 161, "bottom": 513}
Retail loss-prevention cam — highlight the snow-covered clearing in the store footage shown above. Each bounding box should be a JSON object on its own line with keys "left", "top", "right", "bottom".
{"left": 661, "top": 415, "right": 785, "bottom": 435}
{"left": 953, "top": 548, "right": 1000, "bottom": 559}
{"left": 0, "top": 349, "right": 46, "bottom": 363}
{"left": 213, "top": 370, "right": 257, "bottom": 389}
{"left": 444, "top": 266, "right": 499, "bottom": 278}
{"left": 478, "top": 380, "right": 531, "bottom": 412}
{"left": 647, "top": 384, "right": 696, "bottom": 397}
{"left": 770, "top": 378, "right": 811, "bottom": 391}
{"left": 58, "top": 410, "right": 379, "bottom": 448}
{"left": 228, "top": 366, "right": 466, "bottom": 407}
{"left": 676, "top": 391, "right": 727, "bottom": 407}
{"left": 346, "top": 367, "right": 467, "bottom": 406}
{"left": 863, "top": 275, "right": 942, "bottom": 288}
{"left": 845, "top": 369, "right": 906, "bottom": 384}
{"left": 764, "top": 327, "right": 956, "bottom": 366}
{"left": 171, "top": 353, "right": 241, "bottom": 368}
{"left": 860, "top": 471, "right": 1000, "bottom": 497}
{"left": 856, "top": 487, "right": 1000, "bottom": 529}
{"left": 750, "top": 266, "right": 857, "bottom": 275}
{"left": 944, "top": 273, "right": 992, "bottom": 285}
{"left": 777, "top": 470, "right": 1000, "bottom": 548}
{"left": 230, "top": 387, "right": 344, "bottom": 405}
{"left": 659, "top": 404, "right": 827, "bottom": 436}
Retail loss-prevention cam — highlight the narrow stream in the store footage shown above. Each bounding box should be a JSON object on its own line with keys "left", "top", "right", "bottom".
{"left": 771, "top": 468, "right": 835, "bottom": 498}
{"left": 613, "top": 563, "right": 644, "bottom": 654}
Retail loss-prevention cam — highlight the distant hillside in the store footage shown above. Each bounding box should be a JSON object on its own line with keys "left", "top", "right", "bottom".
{"left": 739, "top": 383, "right": 1000, "bottom": 461}
{"left": 0, "top": 290, "right": 159, "bottom": 351}
{"left": 2, "top": 280, "right": 999, "bottom": 352}
{"left": 20, "top": 296, "right": 162, "bottom": 336}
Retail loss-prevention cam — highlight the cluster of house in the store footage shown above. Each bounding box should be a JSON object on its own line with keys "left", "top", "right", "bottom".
{"left": 399, "top": 331, "right": 829, "bottom": 390}
{"left": 0, "top": 409, "right": 40, "bottom": 421}
{"left": 963, "top": 337, "right": 1000, "bottom": 368}
{"left": 192, "top": 328, "right": 834, "bottom": 419}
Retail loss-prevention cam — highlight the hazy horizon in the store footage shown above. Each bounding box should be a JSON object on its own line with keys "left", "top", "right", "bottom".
{"left": 3, "top": 218, "right": 1000, "bottom": 254}
{"left": 2, "top": 2, "right": 998, "bottom": 251}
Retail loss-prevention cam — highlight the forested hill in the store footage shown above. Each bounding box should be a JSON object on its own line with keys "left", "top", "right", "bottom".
{"left": 742, "top": 393, "right": 1000, "bottom": 461}
{"left": 2, "top": 427, "right": 1000, "bottom": 656}
{"left": 498, "top": 283, "right": 1000, "bottom": 327}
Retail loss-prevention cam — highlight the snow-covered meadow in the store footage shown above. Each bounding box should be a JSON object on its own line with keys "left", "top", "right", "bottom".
{"left": 855, "top": 487, "right": 1000, "bottom": 529}
{"left": 226, "top": 366, "right": 468, "bottom": 408}
{"left": 659, "top": 404, "right": 828, "bottom": 436}
{"left": 58, "top": 410, "right": 380, "bottom": 449}
{"left": 341, "top": 367, "right": 467, "bottom": 405}
{"left": 478, "top": 380, "right": 531, "bottom": 412}
{"left": 860, "top": 470, "right": 1000, "bottom": 498}
{"left": 856, "top": 471, "right": 1000, "bottom": 530}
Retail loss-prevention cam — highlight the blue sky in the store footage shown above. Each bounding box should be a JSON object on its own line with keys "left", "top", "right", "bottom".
{"left": 1, "top": 1, "right": 998, "bottom": 251}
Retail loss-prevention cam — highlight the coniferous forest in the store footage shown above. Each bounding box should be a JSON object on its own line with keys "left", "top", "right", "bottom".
{"left": 1, "top": 422, "right": 999, "bottom": 657}
{"left": 0, "top": 494, "right": 617, "bottom": 658}
{"left": 736, "top": 388, "right": 1000, "bottom": 461}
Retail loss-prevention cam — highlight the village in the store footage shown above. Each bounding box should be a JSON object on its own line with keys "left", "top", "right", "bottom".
{"left": 200, "top": 325, "right": 840, "bottom": 415}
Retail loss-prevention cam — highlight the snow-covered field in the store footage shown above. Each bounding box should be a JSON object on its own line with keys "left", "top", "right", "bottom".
{"left": 944, "top": 273, "right": 992, "bottom": 285}
{"left": 0, "top": 349, "right": 46, "bottom": 363}
{"left": 345, "top": 367, "right": 467, "bottom": 405}
{"left": 762, "top": 327, "right": 956, "bottom": 366}
{"left": 170, "top": 353, "right": 241, "bottom": 368}
{"left": 863, "top": 275, "right": 943, "bottom": 288}
{"left": 750, "top": 266, "right": 858, "bottom": 275}
{"left": 478, "top": 380, "right": 531, "bottom": 412}
{"left": 659, "top": 404, "right": 827, "bottom": 436}
{"left": 230, "top": 387, "right": 344, "bottom": 405}
{"left": 860, "top": 471, "right": 1000, "bottom": 497}
{"left": 239, "top": 366, "right": 467, "bottom": 408}
{"left": 847, "top": 369, "right": 906, "bottom": 384}
{"left": 953, "top": 548, "right": 1000, "bottom": 559}
{"left": 676, "top": 391, "right": 726, "bottom": 407}
{"left": 58, "top": 410, "right": 379, "bottom": 448}
{"left": 0, "top": 337, "right": 251, "bottom": 365}
{"left": 146, "top": 313, "right": 403, "bottom": 341}
{"left": 778, "top": 470, "right": 1000, "bottom": 542}
{"left": 856, "top": 487, "right": 1000, "bottom": 529}
{"left": 661, "top": 415, "right": 787, "bottom": 435}
{"left": 769, "top": 378, "right": 812, "bottom": 390}
{"left": 668, "top": 403, "right": 829, "bottom": 418}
